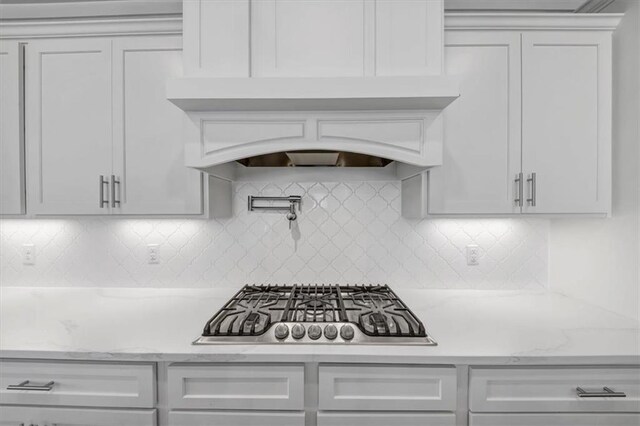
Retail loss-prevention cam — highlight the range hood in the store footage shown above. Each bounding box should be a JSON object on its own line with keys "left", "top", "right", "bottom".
{"left": 168, "top": 0, "right": 458, "bottom": 219}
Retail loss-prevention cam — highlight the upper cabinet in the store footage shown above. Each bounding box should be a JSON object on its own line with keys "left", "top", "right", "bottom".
{"left": 521, "top": 32, "right": 611, "bottom": 214}
{"left": 429, "top": 15, "right": 618, "bottom": 217}
{"left": 0, "top": 41, "right": 25, "bottom": 215}
{"left": 24, "top": 35, "right": 209, "bottom": 216}
{"left": 112, "top": 36, "right": 203, "bottom": 215}
{"left": 25, "top": 38, "right": 113, "bottom": 215}
{"left": 429, "top": 31, "right": 522, "bottom": 215}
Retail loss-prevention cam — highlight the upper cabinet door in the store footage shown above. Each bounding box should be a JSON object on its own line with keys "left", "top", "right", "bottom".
{"left": 26, "top": 38, "right": 113, "bottom": 215}
{"left": 429, "top": 31, "right": 522, "bottom": 214}
{"left": 112, "top": 36, "right": 202, "bottom": 215}
{"left": 0, "top": 41, "right": 25, "bottom": 215}
{"left": 522, "top": 32, "right": 612, "bottom": 214}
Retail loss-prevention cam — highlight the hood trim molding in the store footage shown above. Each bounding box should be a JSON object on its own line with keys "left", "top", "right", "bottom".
{"left": 183, "top": 111, "right": 444, "bottom": 170}
{"left": 167, "top": 76, "right": 459, "bottom": 112}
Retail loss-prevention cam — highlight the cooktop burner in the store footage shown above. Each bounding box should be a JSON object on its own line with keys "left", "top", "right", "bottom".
{"left": 194, "top": 284, "right": 436, "bottom": 345}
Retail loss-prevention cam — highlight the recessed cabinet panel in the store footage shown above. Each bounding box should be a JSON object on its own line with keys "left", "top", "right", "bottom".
{"left": 522, "top": 32, "right": 611, "bottom": 214}
{"left": 318, "top": 364, "right": 457, "bottom": 411}
{"left": 429, "top": 31, "right": 521, "bottom": 214}
{"left": 0, "top": 360, "right": 155, "bottom": 408}
{"left": 25, "top": 38, "right": 112, "bottom": 215}
{"left": 375, "top": 0, "right": 443, "bottom": 76}
{"left": 169, "top": 411, "right": 305, "bottom": 426}
{"left": 251, "top": 0, "right": 366, "bottom": 77}
{"left": 112, "top": 36, "right": 203, "bottom": 215}
{"left": 470, "top": 367, "right": 640, "bottom": 413}
{"left": 167, "top": 363, "right": 305, "bottom": 410}
{"left": 318, "top": 412, "right": 456, "bottom": 426}
{"left": 0, "top": 41, "right": 24, "bottom": 215}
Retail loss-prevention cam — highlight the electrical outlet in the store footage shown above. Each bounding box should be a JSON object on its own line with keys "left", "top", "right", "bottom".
{"left": 147, "top": 244, "right": 159, "bottom": 264}
{"left": 466, "top": 245, "right": 480, "bottom": 266}
{"left": 22, "top": 244, "right": 35, "bottom": 265}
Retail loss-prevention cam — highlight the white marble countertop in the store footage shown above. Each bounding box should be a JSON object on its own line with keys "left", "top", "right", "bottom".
{"left": 1, "top": 287, "right": 638, "bottom": 365}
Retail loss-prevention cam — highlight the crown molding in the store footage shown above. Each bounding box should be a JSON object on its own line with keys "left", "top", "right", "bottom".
{"left": 0, "top": 1, "right": 181, "bottom": 20}
{"left": 445, "top": 12, "right": 623, "bottom": 30}
{"left": 0, "top": 16, "right": 182, "bottom": 39}
{"left": 445, "top": 0, "right": 589, "bottom": 12}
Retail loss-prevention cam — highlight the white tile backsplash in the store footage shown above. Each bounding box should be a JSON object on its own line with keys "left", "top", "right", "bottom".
{"left": 0, "top": 181, "right": 548, "bottom": 289}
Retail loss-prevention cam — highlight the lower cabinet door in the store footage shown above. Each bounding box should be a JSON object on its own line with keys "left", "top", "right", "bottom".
{"left": 168, "top": 411, "right": 305, "bottom": 426}
{"left": 0, "top": 406, "right": 156, "bottom": 426}
{"left": 318, "top": 412, "right": 456, "bottom": 426}
{"left": 470, "top": 413, "right": 640, "bottom": 426}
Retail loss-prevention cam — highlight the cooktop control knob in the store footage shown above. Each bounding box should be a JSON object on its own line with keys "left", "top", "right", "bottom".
{"left": 274, "top": 324, "right": 289, "bottom": 340}
{"left": 308, "top": 324, "right": 322, "bottom": 340}
{"left": 324, "top": 324, "right": 338, "bottom": 340}
{"left": 291, "top": 323, "right": 306, "bottom": 339}
{"left": 340, "top": 325, "right": 355, "bottom": 341}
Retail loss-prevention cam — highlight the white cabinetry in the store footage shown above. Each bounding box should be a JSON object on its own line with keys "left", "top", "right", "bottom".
{"left": 429, "top": 31, "right": 522, "bottom": 214}
{"left": 112, "top": 36, "right": 202, "bottom": 215}
{"left": 0, "top": 41, "right": 25, "bottom": 215}
{"left": 0, "top": 360, "right": 156, "bottom": 426}
{"left": 469, "top": 366, "right": 640, "bottom": 425}
{"left": 521, "top": 32, "right": 611, "bottom": 214}
{"left": 430, "top": 16, "right": 616, "bottom": 216}
{"left": 25, "top": 38, "right": 112, "bottom": 215}
{"left": 25, "top": 35, "right": 210, "bottom": 216}
{"left": 0, "top": 406, "right": 156, "bottom": 426}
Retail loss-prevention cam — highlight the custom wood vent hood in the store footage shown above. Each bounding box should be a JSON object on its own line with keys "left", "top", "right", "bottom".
{"left": 167, "top": 0, "right": 459, "bottom": 218}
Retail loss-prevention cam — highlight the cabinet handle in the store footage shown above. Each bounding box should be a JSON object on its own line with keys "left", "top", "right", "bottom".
{"left": 110, "top": 175, "right": 121, "bottom": 208}
{"left": 526, "top": 172, "right": 537, "bottom": 206}
{"left": 514, "top": 173, "right": 524, "bottom": 207}
{"left": 99, "top": 175, "right": 109, "bottom": 208}
{"left": 576, "top": 386, "right": 626, "bottom": 398}
{"left": 7, "top": 380, "right": 55, "bottom": 391}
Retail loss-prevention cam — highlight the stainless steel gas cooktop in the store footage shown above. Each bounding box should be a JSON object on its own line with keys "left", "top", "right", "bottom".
{"left": 194, "top": 284, "right": 437, "bottom": 345}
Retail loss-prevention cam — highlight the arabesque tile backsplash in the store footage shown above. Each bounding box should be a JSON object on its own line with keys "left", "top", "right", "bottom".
{"left": 0, "top": 181, "right": 548, "bottom": 289}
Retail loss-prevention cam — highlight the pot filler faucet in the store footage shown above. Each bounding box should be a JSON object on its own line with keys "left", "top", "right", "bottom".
{"left": 248, "top": 195, "right": 302, "bottom": 229}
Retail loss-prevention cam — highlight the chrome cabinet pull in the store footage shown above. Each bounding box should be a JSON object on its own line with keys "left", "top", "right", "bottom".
{"left": 7, "top": 380, "right": 55, "bottom": 391}
{"left": 526, "top": 172, "right": 537, "bottom": 206}
{"left": 110, "top": 175, "right": 121, "bottom": 208}
{"left": 576, "top": 386, "right": 626, "bottom": 398}
{"left": 99, "top": 175, "right": 109, "bottom": 208}
{"left": 514, "top": 172, "right": 524, "bottom": 207}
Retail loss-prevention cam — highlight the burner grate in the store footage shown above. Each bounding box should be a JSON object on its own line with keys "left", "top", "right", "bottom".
{"left": 202, "top": 284, "right": 426, "bottom": 338}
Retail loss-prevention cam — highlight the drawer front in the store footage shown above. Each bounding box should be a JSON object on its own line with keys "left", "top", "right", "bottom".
{"left": 470, "top": 367, "right": 640, "bottom": 413}
{"left": 470, "top": 413, "right": 640, "bottom": 426}
{"left": 168, "top": 411, "right": 305, "bottom": 426}
{"left": 167, "top": 363, "right": 304, "bottom": 410}
{"left": 0, "top": 360, "right": 155, "bottom": 408}
{"left": 318, "top": 412, "right": 456, "bottom": 426}
{"left": 0, "top": 406, "right": 156, "bottom": 426}
{"left": 318, "top": 364, "right": 457, "bottom": 411}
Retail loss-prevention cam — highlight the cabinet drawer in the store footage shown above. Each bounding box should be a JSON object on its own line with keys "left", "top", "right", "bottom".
{"left": 470, "top": 367, "right": 640, "bottom": 413}
{"left": 470, "top": 413, "right": 640, "bottom": 426}
{"left": 318, "top": 364, "right": 457, "bottom": 411}
{"left": 0, "top": 406, "right": 156, "bottom": 426}
{"left": 0, "top": 360, "right": 155, "bottom": 408}
{"left": 168, "top": 411, "right": 305, "bottom": 426}
{"left": 167, "top": 363, "right": 304, "bottom": 410}
{"left": 318, "top": 412, "right": 456, "bottom": 426}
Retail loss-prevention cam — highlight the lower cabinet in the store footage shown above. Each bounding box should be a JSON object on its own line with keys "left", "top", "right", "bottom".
{"left": 168, "top": 411, "right": 305, "bottom": 426}
{"left": 470, "top": 413, "right": 640, "bottom": 426}
{"left": 0, "top": 406, "right": 156, "bottom": 426}
{"left": 317, "top": 412, "right": 456, "bottom": 426}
